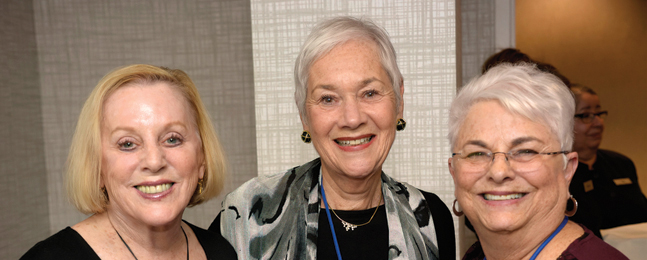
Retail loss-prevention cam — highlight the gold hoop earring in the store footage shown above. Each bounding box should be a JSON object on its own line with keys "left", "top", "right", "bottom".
{"left": 396, "top": 118, "right": 406, "bottom": 131}
{"left": 301, "top": 131, "right": 311, "bottom": 143}
{"left": 197, "top": 178, "right": 204, "bottom": 195}
{"left": 565, "top": 194, "right": 578, "bottom": 217}
{"left": 452, "top": 199, "right": 464, "bottom": 216}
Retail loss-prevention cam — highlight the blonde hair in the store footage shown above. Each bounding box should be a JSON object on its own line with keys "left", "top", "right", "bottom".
{"left": 67, "top": 64, "right": 227, "bottom": 214}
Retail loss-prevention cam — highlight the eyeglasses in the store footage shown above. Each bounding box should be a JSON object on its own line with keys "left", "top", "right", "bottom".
{"left": 574, "top": 111, "right": 608, "bottom": 123}
{"left": 451, "top": 149, "right": 568, "bottom": 173}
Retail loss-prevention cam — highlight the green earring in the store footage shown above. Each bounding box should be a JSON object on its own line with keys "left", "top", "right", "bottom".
{"left": 301, "top": 131, "right": 311, "bottom": 143}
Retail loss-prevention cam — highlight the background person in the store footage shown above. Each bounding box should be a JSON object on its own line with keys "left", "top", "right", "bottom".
{"left": 568, "top": 84, "right": 647, "bottom": 237}
{"left": 448, "top": 63, "right": 627, "bottom": 259}
{"left": 481, "top": 48, "right": 571, "bottom": 87}
{"left": 210, "top": 16, "right": 455, "bottom": 260}
{"left": 21, "top": 64, "right": 236, "bottom": 260}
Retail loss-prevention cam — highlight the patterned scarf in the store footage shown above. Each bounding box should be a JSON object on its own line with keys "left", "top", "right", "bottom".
{"left": 219, "top": 158, "right": 439, "bottom": 260}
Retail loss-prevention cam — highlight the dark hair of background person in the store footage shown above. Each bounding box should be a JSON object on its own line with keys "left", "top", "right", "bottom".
{"left": 481, "top": 48, "right": 571, "bottom": 87}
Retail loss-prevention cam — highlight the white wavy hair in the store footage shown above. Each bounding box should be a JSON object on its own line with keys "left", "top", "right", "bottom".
{"left": 448, "top": 63, "right": 575, "bottom": 152}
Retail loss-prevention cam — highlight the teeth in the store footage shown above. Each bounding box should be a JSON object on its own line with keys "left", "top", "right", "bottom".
{"left": 137, "top": 183, "right": 172, "bottom": 194}
{"left": 483, "top": 193, "right": 525, "bottom": 201}
{"left": 336, "top": 137, "right": 372, "bottom": 146}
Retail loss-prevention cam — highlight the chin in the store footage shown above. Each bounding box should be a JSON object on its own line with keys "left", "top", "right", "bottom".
{"left": 477, "top": 212, "right": 523, "bottom": 233}
{"left": 341, "top": 164, "right": 381, "bottom": 179}
{"left": 138, "top": 207, "right": 185, "bottom": 226}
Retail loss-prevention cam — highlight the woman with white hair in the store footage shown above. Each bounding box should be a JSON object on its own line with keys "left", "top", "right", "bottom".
{"left": 448, "top": 63, "right": 627, "bottom": 259}
{"left": 210, "top": 16, "right": 455, "bottom": 260}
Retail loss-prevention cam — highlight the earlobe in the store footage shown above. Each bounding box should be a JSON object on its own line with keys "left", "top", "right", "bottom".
{"left": 199, "top": 161, "right": 206, "bottom": 179}
{"left": 398, "top": 81, "right": 405, "bottom": 117}
{"left": 299, "top": 113, "right": 309, "bottom": 131}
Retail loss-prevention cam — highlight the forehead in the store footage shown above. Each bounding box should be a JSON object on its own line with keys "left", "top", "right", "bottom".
{"left": 308, "top": 39, "right": 385, "bottom": 84}
{"left": 576, "top": 93, "right": 600, "bottom": 111}
{"left": 102, "top": 82, "right": 195, "bottom": 123}
{"left": 456, "top": 100, "right": 555, "bottom": 148}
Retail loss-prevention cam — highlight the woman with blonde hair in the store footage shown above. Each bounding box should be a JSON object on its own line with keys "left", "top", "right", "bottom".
{"left": 22, "top": 64, "right": 236, "bottom": 259}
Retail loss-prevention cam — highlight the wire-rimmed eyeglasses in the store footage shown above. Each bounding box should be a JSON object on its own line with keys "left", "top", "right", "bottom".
{"left": 451, "top": 149, "right": 569, "bottom": 173}
{"left": 574, "top": 111, "right": 608, "bottom": 124}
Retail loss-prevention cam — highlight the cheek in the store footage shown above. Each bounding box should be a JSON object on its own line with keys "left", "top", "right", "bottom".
{"left": 169, "top": 148, "right": 203, "bottom": 176}
{"left": 305, "top": 108, "right": 330, "bottom": 134}
{"left": 101, "top": 151, "right": 139, "bottom": 182}
{"left": 574, "top": 123, "right": 588, "bottom": 135}
{"left": 523, "top": 167, "right": 563, "bottom": 190}
{"left": 454, "top": 171, "right": 481, "bottom": 194}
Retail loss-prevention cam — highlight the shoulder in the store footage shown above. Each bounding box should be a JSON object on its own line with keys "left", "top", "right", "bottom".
{"left": 20, "top": 227, "right": 99, "bottom": 260}
{"left": 383, "top": 175, "right": 449, "bottom": 215}
{"left": 597, "top": 149, "right": 635, "bottom": 165}
{"left": 461, "top": 241, "right": 484, "bottom": 260}
{"left": 223, "top": 158, "right": 320, "bottom": 204}
{"left": 217, "top": 159, "right": 321, "bottom": 259}
{"left": 560, "top": 225, "right": 629, "bottom": 260}
{"left": 184, "top": 221, "right": 237, "bottom": 260}
{"left": 418, "top": 188, "right": 456, "bottom": 260}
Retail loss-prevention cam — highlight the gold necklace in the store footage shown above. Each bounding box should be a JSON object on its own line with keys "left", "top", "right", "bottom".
{"left": 330, "top": 205, "right": 380, "bottom": 231}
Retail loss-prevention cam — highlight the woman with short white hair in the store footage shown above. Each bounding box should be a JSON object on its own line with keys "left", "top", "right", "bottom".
{"left": 448, "top": 63, "right": 627, "bottom": 259}
{"left": 211, "top": 16, "right": 455, "bottom": 260}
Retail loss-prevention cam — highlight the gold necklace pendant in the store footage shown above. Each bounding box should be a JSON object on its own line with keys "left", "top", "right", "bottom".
{"left": 331, "top": 204, "right": 380, "bottom": 232}
{"left": 341, "top": 220, "right": 357, "bottom": 231}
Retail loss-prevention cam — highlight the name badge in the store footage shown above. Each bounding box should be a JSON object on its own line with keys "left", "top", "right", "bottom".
{"left": 584, "top": 180, "right": 594, "bottom": 192}
{"left": 613, "top": 178, "right": 632, "bottom": 186}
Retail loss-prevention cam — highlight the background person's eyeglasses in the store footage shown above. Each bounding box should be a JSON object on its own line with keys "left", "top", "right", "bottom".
{"left": 574, "top": 111, "right": 608, "bottom": 123}
{"left": 451, "top": 149, "right": 568, "bottom": 173}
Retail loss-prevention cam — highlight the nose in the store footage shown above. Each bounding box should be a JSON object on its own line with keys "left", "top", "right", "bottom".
{"left": 340, "top": 98, "right": 365, "bottom": 129}
{"left": 490, "top": 152, "right": 509, "bottom": 162}
{"left": 141, "top": 145, "right": 166, "bottom": 173}
{"left": 591, "top": 114, "right": 604, "bottom": 126}
{"left": 487, "top": 152, "right": 515, "bottom": 183}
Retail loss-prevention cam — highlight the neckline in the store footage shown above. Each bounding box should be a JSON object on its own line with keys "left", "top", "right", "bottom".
{"left": 108, "top": 216, "right": 190, "bottom": 260}
{"left": 483, "top": 216, "right": 569, "bottom": 260}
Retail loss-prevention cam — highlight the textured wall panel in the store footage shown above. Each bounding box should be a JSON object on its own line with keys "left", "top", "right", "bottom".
{"left": 0, "top": 2, "right": 50, "bottom": 259}
{"left": 32, "top": 0, "right": 256, "bottom": 232}
{"left": 460, "top": 0, "right": 495, "bottom": 85}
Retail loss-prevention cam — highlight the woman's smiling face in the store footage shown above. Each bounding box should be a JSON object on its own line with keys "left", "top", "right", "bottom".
{"left": 449, "top": 100, "right": 577, "bottom": 234}
{"left": 100, "top": 82, "right": 205, "bottom": 227}
{"left": 303, "top": 39, "right": 403, "bottom": 179}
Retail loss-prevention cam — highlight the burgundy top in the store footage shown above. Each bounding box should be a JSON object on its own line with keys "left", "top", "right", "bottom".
{"left": 462, "top": 224, "right": 628, "bottom": 260}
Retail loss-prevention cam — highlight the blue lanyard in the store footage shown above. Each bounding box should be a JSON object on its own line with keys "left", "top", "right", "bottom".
{"left": 321, "top": 180, "right": 343, "bottom": 260}
{"left": 484, "top": 216, "right": 569, "bottom": 260}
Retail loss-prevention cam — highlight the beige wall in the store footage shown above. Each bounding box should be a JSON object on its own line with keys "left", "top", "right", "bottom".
{"left": 516, "top": 0, "right": 647, "bottom": 193}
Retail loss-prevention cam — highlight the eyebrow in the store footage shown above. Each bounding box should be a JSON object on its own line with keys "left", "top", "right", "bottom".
{"left": 510, "top": 137, "right": 543, "bottom": 147}
{"left": 463, "top": 137, "right": 543, "bottom": 149}
{"left": 577, "top": 104, "right": 602, "bottom": 112}
{"left": 108, "top": 121, "right": 190, "bottom": 136}
{"left": 310, "top": 77, "right": 382, "bottom": 93}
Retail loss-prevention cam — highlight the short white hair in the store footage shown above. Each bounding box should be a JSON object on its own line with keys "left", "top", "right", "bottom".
{"left": 448, "top": 63, "right": 575, "bottom": 151}
{"left": 294, "top": 16, "right": 402, "bottom": 124}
